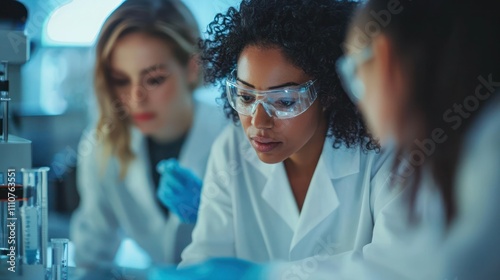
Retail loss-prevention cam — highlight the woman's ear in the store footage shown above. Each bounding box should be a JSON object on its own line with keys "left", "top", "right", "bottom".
{"left": 186, "top": 54, "right": 201, "bottom": 86}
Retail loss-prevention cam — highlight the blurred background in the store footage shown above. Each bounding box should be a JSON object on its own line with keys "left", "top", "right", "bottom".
{"left": 2, "top": 0, "right": 240, "bottom": 267}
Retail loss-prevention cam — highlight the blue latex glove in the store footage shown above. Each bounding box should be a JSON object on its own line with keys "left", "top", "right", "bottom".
{"left": 156, "top": 158, "right": 202, "bottom": 223}
{"left": 148, "top": 258, "right": 271, "bottom": 280}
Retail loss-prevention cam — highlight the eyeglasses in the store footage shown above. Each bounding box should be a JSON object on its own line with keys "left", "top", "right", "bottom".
{"left": 225, "top": 70, "right": 318, "bottom": 119}
{"left": 336, "top": 46, "right": 373, "bottom": 103}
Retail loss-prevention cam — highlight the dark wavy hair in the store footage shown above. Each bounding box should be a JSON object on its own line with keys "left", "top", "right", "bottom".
{"left": 200, "top": 0, "right": 378, "bottom": 151}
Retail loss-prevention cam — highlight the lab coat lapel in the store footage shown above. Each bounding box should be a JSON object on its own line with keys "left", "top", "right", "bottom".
{"left": 123, "top": 127, "right": 158, "bottom": 213}
{"left": 261, "top": 163, "right": 300, "bottom": 230}
{"left": 243, "top": 142, "right": 300, "bottom": 230}
{"left": 290, "top": 140, "right": 360, "bottom": 252}
{"left": 178, "top": 101, "right": 212, "bottom": 178}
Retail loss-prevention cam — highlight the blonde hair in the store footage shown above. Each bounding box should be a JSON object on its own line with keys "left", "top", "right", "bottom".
{"left": 94, "top": 0, "right": 200, "bottom": 179}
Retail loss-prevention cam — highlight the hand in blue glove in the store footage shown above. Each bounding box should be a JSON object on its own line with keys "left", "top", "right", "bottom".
{"left": 148, "top": 258, "right": 271, "bottom": 280}
{"left": 156, "top": 158, "right": 202, "bottom": 223}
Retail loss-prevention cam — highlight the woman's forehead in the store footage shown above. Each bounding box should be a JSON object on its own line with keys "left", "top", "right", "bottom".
{"left": 236, "top": 46, "right": 310, "bottom": 90}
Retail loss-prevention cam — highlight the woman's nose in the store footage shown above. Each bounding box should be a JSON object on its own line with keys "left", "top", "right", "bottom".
{"left": 130, "top": 83, "right": 148, "bottom": 104}
{"left": 251, "top": 103, "right": 273, "bottom": 129}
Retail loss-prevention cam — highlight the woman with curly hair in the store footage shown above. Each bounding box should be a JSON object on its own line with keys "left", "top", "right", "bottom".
{"left": 172, "top": 0, "right": 434, "bottom": 272}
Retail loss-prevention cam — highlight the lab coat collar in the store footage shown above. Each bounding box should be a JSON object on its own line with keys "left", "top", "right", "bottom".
{"left": 177, "top": 100, "right": 213, "bottom": 178}
{"left": 290, "top": 154, "right": 340, "bottom": 250}
{"left": 124, "top": 126, "right": 160, "bottom": 215}
{"left": 245, "top": 136, "right": 361, "bottom": 244}
{"left": 239, "top": 139, "right": 300, "bottom": 228}
{"left": 261, "top": 163, "right": 301, "bottom": 230}
{"left": 323, "top": 138, "right": 361, "bottom": 179}
{"left": 291, "top": 139, "right": 361, "bottom": 250}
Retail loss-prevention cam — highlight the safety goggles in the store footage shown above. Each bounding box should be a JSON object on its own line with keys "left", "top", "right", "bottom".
{"left": 225, "top": 70, "right": 318, "bottom": 119}
{"left": 336, "top": 46, "right": 373, "bottom": 103}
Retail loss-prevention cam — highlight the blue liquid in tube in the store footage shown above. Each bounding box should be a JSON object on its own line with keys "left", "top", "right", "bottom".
{"left": 21, "top": 184, "right": 41, "bottom": 265}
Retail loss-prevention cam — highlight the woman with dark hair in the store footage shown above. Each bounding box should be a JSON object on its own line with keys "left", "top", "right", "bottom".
{"left": 150, "top": 0, "right": 498, "bottom": 279}
{"left": 337, "top": 0, "right": 500, "bottom": 278}
{"left": 175, "top": 0, "right": 429, "bottom": 273}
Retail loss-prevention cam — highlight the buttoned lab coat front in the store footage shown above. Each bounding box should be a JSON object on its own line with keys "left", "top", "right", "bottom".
{"left": 180, "top": 124, "right": 420, "bottom": 269}
{"left": 70, "top": 100, "right": 227, "bottom": 267}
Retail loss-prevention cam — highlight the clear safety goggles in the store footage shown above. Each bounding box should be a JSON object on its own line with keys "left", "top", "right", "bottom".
{"left": 225, "top": 70, "right": 318, "bottom": 119}
{"left": 336, "top": 46, "right": 373, "bottom": 103}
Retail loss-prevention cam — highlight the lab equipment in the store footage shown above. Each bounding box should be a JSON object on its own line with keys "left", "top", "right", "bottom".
{"left": 0, "top": 0, "right": 32, "bottom": 202}
{"left": 0, "top": 167, "right": 50, "bottom": 280}
{"left": 18, "top": 167, "right": 50, "bottom": 279}
{"left": 157, "top": 158, "right": 202, "bottom": 223}
{"left": 225, "top": 70, "right": 317, "bottom": 119}
{"left": 0, "top": 0, "right": 32, "bottom": 166}
{"left": 0, "top": 1, "right": 52, "bottom": 280}
{"left": 50, "top": 238, "right": 69, "bottom": 280}
{"left": 336, "top": 46, "right": 373, "bottom": 103}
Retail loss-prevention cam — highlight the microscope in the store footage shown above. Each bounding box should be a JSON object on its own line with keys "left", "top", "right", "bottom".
{"left": 1, "top": 1, "right": 50, "bottom": 279}
{"left": 0, "top": 1, "right": 31, "bottom": 169}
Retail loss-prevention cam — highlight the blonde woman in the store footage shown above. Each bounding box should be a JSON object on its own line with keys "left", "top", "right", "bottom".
{"left": 70, "top": 0, "right": 226, "bottom": 268}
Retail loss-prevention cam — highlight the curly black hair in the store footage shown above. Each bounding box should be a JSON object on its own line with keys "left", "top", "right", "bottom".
{"left": 200, "top": 0, "right": 378, "bottom": 151}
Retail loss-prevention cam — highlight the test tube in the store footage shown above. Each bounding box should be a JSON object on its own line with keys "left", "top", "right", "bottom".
{"left": 50, "top": 238, "right": 68, "bottom": 280}
{"left": 20, "top": 167, "right": 49, "bottom": 267}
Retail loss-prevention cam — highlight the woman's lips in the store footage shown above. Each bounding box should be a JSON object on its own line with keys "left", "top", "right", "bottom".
{"left": 251, "top": 136, "right": 281, "bottom": 153}
{"left": 132, "top": 112, "right": 156, "bottom": 122}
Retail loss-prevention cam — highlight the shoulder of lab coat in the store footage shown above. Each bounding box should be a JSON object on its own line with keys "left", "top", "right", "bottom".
{"left": 267, "top": 169, "right": 446, "bottom": 280}
{"left": 70, "top": 99, "right": 228, "bottom": 267}
{"left": 355, "top": 94, "right": 500, "bottom": 280}
{"left": 180, "top": 123, "right": 406, "bottom": 267}
{"left": 441, "top": 93, "right": 500, "bottom": 279}
{"left": 179, "top": 123, "right": 242, "bottom": 267}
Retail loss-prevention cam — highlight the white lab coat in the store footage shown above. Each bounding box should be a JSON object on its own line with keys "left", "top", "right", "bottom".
{"left": 283, "top": 95, "right": 500, "bottom": 280}
{"left": 180, "top": 123, "right": 444, "bottom": 277}
{"left": 440, "top": 93, "right": 500, "bottom": 279}
{"left": 70, "top": 100, "right": 227, "bottom": 267}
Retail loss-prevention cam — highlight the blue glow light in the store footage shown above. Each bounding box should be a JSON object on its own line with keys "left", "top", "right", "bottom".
{"left": 42, "top": 0, "right": 124, "bottom": 46}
